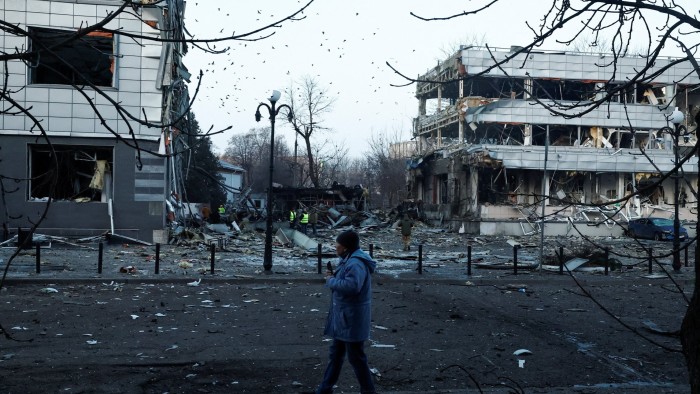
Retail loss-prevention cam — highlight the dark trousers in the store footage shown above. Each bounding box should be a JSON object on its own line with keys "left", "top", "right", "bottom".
{"left": 317, "top": 339, "right": 375, "bottom": 394}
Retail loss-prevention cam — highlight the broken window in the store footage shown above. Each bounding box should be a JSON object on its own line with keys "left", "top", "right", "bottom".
{"left": 28, "top": 27, "right": 115, "bottom": 87}
{"left": 29, "top": 145, "right": 114, "bottom": 202}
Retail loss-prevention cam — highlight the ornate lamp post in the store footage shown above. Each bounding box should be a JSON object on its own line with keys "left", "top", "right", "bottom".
{"left": 255, "top": 90, "right": 293, "bottom": 273}
{"left": 668, "top": 107, "right": 685, "bottom": 272}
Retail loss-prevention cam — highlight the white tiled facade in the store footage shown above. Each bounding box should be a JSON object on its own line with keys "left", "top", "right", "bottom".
{"left": 0, "top": 0, "right": 164, "bottom": 139}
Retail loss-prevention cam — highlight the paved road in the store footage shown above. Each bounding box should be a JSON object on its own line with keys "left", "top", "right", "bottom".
{"left": 0, "top": 273, "right": 691, "bottom": 393}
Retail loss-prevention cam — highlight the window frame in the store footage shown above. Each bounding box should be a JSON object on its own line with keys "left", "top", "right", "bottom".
{"left": 28, "top": 26, "right": 116, "bottom": 88}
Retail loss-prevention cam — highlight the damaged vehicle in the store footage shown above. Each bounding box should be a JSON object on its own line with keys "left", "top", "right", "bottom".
{"left": 627, "top": 217, "right": 688, "bottom": 241}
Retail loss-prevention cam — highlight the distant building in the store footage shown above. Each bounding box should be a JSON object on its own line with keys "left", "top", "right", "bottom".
{"left": 410, "top": 46, "right": 699, "bottom": 236}
{"left": 218, "top": 160, "right": 245, "bottom": 203}
{"left": 389, "top": 141, "right": 417, "bottom": 159}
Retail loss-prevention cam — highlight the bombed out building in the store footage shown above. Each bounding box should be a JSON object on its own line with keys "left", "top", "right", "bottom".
{"left": 409, "top": 46, "right": 700, "bottom": 236}
{"left": 0, "top": 0, "right": 190, "bottom": 242}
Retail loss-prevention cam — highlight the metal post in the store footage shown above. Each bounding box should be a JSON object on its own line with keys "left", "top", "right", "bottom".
{"left": 685, "top": 243, "right": 689, "bottom": 267}
{"left": 558, "top": 246, "right": 564, "bottom": 275}
{"left": 538, "top": 124, "right": 549, "bottom": 273}
{"left": 256, "top": 94, "right": 292, "bottom": 274}
{"left": 317, "top": 243, "right": 322, "bottom": 274}
{"left": 467, "top": 244, "right": 472, "bottom": 276}
{"left": 98, "top": 242, "right": 103, "bottom": 274}
{"left": 210, "top": 243, "right": 215, "bottom": 275}
{"left": 35, "top": 243, "right": 40, "bottom": 274}
{"left": 513, "top": 245, "right": 519, "bottom": 276}
{"left": 673, "top": 123, "right": 681, "bottom": 272}
{"left": 369, "top": 243, "right": 374, "bottom": 258}
{"left": 648, "top": 247, "right": 653, "bottom": 274}
{"left": 155, "top": 243, "right": 160, "bottom": 275}
{"left": 418, "top": 244, "right": 423, "bottom": 274}
{"left": 263, "top": 101, "right": 277, "bottom": 274}
{"left": 604, "top": 248, "right": 609, "bottom": 276}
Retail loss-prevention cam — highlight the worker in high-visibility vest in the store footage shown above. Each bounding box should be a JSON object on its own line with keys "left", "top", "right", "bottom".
{"left": 299, "top": 211, "right": 310, "bottom": 234}
{"left": 289, "top": 209, "right": 297, "bottom": 229}
{"left": 218, "top": 205, "right": 226, "bottom": 224}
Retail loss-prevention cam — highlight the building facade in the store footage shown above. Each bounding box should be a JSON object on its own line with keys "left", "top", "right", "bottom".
{"left": 410, "top": 46, "right": 700, "bottom": 236}
{"left": 0, "top": 0, "right": 188, "bottom": 242}
{"left": 218, "top": 160, "right": 245, "bottom": 204}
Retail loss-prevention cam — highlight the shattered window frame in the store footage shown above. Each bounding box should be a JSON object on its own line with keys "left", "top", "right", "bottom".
{"left": 28, "top": 27, "right": 116, "bottom": 87}
{"left": 28, "top": 144, "right": 114, "bottom": 203}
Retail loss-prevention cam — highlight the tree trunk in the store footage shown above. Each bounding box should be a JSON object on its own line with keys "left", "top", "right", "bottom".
{"left": 682, "top": 284, "right": 700, "bottom": 392}
{"left": 304, "top": 136, "right": 318, "bottom": 187}
{"left": 681, "top": 171, "right": 700, "bottom": 393}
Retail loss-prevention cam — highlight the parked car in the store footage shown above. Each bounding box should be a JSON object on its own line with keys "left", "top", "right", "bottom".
{"left": 627, "top": 217, "right": 688, "bottom": 241}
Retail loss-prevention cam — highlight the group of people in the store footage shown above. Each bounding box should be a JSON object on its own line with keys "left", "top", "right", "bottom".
{"left": 289, "top": 208, "right": 318, "bottom": 235}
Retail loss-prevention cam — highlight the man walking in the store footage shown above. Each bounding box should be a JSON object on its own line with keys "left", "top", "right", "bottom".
{"left": 316, "top": 230, "right": 377, "bottom": 394}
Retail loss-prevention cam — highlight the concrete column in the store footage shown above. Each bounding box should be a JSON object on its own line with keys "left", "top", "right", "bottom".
{"left": 617, "top": 174, "right": 625, "bottom": 200}
{"left": 459, "top": 80, "right": 464, "bottom": 144}
{"left": 468, "top": 169, "right": 479, "bottom": 213}
{"left": 419, "top": 97, "right": 427, "bottom": 116}
{"left": 666, "top": 84, "right": 676, "bottom": 107}
{"left": 523, "top": 124, "right": 532, "bottom": 146}
{"left": 437, "top": 86, "right": 443, "bottom": 112}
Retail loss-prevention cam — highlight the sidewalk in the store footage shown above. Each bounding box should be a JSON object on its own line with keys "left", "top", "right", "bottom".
{"left": 2, "top": 241, "right": 694, "bottom": 286}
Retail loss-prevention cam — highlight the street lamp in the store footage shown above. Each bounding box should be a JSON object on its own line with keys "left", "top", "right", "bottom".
{"left": 255, "top": 90, "right": 293, "bottom": 273}
{"left": 668, "top": 107, "right": 685, "bottom": 272}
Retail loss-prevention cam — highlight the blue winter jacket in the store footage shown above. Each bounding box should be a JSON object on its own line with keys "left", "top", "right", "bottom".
{"left": 323, "top": 248, "right": 377, "bottom": 342}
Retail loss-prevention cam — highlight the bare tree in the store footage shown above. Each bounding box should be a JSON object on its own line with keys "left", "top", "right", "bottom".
{"left": 286, "top": 76, "right": 336, "bottom": 187}
{"left": 223, "top": 127, "right": 292, "bottom": 193}
{"left": 367, "top": 130, "right": 410, "bottom": 209}
{"left": 314, "top": 140, "right": 350, "bottom": 188}
{"left": 397, "top": 1, "right": 700, "bottom": 389}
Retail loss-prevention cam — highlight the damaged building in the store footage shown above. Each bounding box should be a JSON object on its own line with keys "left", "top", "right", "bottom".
{"left": 410, "top": 46, "right": 700, "bottom": 236}
{"left": 0, "top": 0, "right": 189, "bottom": 242}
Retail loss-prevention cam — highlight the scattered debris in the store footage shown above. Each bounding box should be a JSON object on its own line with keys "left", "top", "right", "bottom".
{"left": 119, "top": 266, "right": 138, "bottom": 274}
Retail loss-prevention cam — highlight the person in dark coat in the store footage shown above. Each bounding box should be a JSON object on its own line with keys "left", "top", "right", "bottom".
{"left": 316, "top": 230, "right": 377, "bottom": 394}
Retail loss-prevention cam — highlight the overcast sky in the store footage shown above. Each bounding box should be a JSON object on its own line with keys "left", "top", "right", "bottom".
{"left": 183, "top": 1, "right": 691, "bottom": 158}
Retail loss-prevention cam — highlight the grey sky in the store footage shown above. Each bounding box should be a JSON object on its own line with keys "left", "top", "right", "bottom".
{"left": 184, "top": 1, "right": 693, "bottom": 158}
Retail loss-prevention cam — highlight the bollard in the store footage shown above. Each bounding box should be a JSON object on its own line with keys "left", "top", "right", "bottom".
{"left": 558, "top": 246, "right": 564, "bottom": 275}
{"left": 418, "top": 244, "right": 423, "bottom": 274}
{"left": 685, "top": 243, "right": 689, "bottom": 268}
{"left": 467, "top": 244, "right": 472, "bottom": 276}
{"left": 18, "top": 227, "right": 31, "bottom": 250}
{"left": 604, "top": 248, "right": 609, "bottom": 276}
{"left": 210, "top": 243, "right": 215, "bottom": 275}
{"left": 513, "top": 245, "right": 519, "bottom": 276}
{"left": 317, "top": 243, "right": 322, "bottom": 274}
{"left": 369, "top": 243, "right": 374, "bottom": 258}
{"left": 35, "top": 243, "right": 40, "bottom": 274}
{"left": 98, "top": 242, "right": 103, "bottom": 274}
{"left": 155, "top": 243, "right": 160, "bottom": 275}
